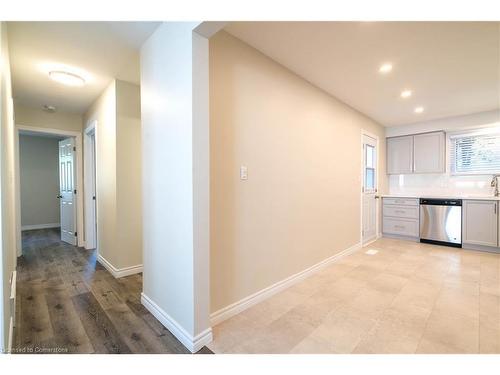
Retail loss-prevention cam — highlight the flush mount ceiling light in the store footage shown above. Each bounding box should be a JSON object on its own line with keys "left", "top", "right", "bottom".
{"left": 49, "top": 70, "right": 86, "bottom": 87}
{"left": 400, "top": 90, "right": 412, "bottom": 98}
{"left": 414, "top": 106, "right": 425, "bottom": 114}
{"left": 42, "top": 104, "right": 56, "bottom": 113}
{"left": 378, "top": 63, "right": 393, "bottom": 74}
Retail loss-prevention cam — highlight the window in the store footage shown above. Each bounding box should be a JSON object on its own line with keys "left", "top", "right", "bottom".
{"left": 450, "top": 129, "right": 500, "bottom": 175}
{"left": 364, "top": 143, "right": 376, "bottom": 191}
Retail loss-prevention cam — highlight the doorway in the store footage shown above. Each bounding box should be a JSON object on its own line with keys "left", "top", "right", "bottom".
{"left": 15, "top": 125, "right": 84, "bottom": 255}
{"left": 361, "top": 132, "right": 379, "bottom": 245}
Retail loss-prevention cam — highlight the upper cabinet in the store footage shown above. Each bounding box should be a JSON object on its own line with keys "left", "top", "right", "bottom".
{"left": 387, "top": 136, "right": 413, "bottom": 174}
{"left": 387, "top": 131, "right": 445, "bottom": 175}
{"left": 413, "top": 132, "right": 445, "bottom": 173}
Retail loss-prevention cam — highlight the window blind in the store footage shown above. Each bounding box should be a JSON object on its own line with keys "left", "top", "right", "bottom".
{"left": 450, "top": 131, "right": 500, "bottom": 174}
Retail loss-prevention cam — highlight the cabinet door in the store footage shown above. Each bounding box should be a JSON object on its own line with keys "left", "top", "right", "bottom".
{"left": 387, "top": 136, "right": 413, "bottom": 174}
{"left": 413, "top": 132, "right": 445, "bottom": 173}
{"left": 463, "top": 200, "right": 498, "bottom": 247}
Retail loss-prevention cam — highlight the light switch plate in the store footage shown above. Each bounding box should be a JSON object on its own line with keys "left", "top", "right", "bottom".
{"left": 240, "top": 166, "right": 248, "bottom": 180}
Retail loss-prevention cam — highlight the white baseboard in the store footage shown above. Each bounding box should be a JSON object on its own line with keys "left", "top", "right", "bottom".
{"left": 97, "top": 254, "right": 143, "bottom": 278}
{"left": 8, "top": 270, "right": 17, "bottom": 353}
{"left": 362, "top": 233, "right": 382, "bottom": 247}
{"left": 21, "top": 223, "right": 60, "bottom": 231}
{"left": 210, "top": 242, "right": 362, "bottom": 326}
{"left": 141, "top": 293, "right": 213, "bottom": 353}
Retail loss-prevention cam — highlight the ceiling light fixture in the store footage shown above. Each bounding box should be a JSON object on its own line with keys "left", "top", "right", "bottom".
{"left": 400, "top": 90, "right": 412, "bottom": 98}
{"left": 42, "top": 104, "right": 56, "bottom": 113}
{"left": 49, "top": 70, "right": 86, "bottom": 87}
{"left": 378, "top": 63, "right": 393, "bottom": 74}
{"left": 414, "top": 106, "right": 424, "bottom": 114}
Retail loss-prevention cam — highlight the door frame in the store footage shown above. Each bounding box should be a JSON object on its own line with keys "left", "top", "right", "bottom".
{"left": 14, "top": 124, "right": 84, "bottom": 254}
{"left": 360, "top": 130, "right": 380, "bottom": 246}
{"left": 83, "top": 121, "right": 97, "bottom": 250}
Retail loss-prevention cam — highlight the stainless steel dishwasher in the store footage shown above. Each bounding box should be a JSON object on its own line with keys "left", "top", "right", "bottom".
{"left": 419, "top": 198, "right": 462, "bottom": 248}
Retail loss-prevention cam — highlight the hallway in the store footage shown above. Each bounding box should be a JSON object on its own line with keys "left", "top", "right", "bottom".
{"left": 13, "top": 229, "right": 212, "bottom": 354}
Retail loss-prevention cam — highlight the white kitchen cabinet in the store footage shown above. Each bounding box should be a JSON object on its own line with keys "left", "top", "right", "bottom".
{"left": 387, "top": 136, "right": 413, "bottom": 174}
{"left": 382, "top": 197, "right": 419, "bottom": 238}
{"left": 463, "top": 200, "right": 498, "bottom": 247}
{"left": 413, "top": 131, "right": 445, "bottom": 173}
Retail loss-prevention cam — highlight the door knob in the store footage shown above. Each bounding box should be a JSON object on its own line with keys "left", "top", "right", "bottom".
{"left": 57, "top": 195, "right": 62, "bottom": 198}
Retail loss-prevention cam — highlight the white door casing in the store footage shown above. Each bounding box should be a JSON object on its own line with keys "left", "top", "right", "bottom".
{"left": 362, "top": 133, "right": 378, "bottom": 244}
{"left": 59, "top": 138, "right": 77, "bottom": 245}
{"left": 84, "top": 122, "right": 97, "bottom": 250}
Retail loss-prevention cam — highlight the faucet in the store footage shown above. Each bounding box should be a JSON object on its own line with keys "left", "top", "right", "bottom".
{"left": 491, "top": 175, "right": 500, "bottom": 197}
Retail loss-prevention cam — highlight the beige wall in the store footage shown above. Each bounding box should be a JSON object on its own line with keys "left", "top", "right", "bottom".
{"left": 115, "top": 80, "right": 142, "bottom": 268}
{"left": 84, "top": 81, "right": 117, "bottom": 266}
{"left": 19, "top": 135, "right": 60, "bottom": 227}
{"left": 0, "top": 21, "right": 16, "bottom": 351}
{"left": 83, "top": 79, "right": 142, "bottom": 270}
{"left": 209, "top": 31, "right": 387, "bottom": 313}
{"left": 14, "top": 104, "right": 82, "bottom": 132}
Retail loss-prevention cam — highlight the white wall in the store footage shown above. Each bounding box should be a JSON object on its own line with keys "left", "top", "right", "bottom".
{"left": 0, "top": 21, "right": 16, "bottom": 352}
{"left": 140, "top": 22, "right": 211, "bottom": 351}
{"left": 14, "top": 104, "right": 83, "bottom": 132}
{"left": 387, "top": 110, "right": 500, "bottom": 197}
{"left": 19, "top": 135, "right": 60, "bottom": 228}
{"left": 83, "top": 79, "right": 142, "bottom": 271}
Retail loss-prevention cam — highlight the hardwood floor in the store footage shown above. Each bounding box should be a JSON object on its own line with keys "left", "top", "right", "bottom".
{"left": 13, "top": 228, "right": 212, "bottom": 354}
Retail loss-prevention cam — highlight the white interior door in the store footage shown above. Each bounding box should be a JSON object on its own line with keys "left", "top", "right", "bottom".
{"left": 59, "top": 137, "right": 77, "bottom": 245}
{"left": 362, "top": 134, "right": 377, "bottom": 244}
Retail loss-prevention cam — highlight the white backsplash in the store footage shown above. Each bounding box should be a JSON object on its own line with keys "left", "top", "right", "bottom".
{"left": 388, "top": 173, "right": 495, "bottom": 197}
{"left": 386, "top": 111, "right": 500, "bottom": 198}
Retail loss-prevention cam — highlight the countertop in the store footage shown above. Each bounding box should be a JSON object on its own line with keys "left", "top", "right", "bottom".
{"left": 381, "top": 194, "right": 500, "bottom": 201}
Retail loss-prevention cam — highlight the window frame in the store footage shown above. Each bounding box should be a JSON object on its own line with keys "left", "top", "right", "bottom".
{"left": 449, "top": 128, "right": 500, "bottom": 176}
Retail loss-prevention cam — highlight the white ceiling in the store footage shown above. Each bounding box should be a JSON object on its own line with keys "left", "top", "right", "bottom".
{"left": 225, "top": 22, "right": 500, "bottom": 127}
{"left": 8, "top": 22, "right": 160, "bottom": 114}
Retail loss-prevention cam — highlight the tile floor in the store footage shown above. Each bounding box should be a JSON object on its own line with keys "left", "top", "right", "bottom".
{"left": 207, "top": 238, "right": 500, "bottom": 354}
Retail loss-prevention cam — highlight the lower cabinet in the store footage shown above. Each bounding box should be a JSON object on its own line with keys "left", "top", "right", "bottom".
{"left": 382, "top": 198, "right": 419, "bottom": 238}
{"left": 463, "top": 200, "right": 498, "bottom": 247}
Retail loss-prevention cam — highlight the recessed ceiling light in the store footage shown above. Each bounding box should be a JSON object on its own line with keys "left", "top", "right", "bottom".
{"left": 400, "top": 90, "right": 412, "bottom": 98}
{"left": 378, "top": 63, "right": 393, "bottom": 74}
{"left": 414, "top": 106, "right": 424, "bottom": 114}
{"left": 49, "top": 70, "right": 85, "bottom": 87}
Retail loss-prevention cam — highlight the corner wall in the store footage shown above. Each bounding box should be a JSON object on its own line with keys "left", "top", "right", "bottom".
{"left": 140, "top": 22, "right": 211, "bottom": 352}
{"left": 209, "top": 31, "right": 387, "bottom": 315}
{"left": 0, "top": 21, "right": 16, "bottom": 352}
{"left": 83, "top": 79, "right": 142, "bottom": 274}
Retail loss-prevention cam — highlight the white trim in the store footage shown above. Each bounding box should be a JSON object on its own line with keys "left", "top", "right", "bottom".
{"left": 210, "top": 241, "right": 362, "bottom": 326}
{"left": 84, "top": 121, "right": 97, "bottom": 250}
{"left": 21, "top": 223, "right": 60, "bottom": 231}
{"left": 141, "top": 293, "right": 213, "bottom": 353}
{"left": 8, "top": 317, "right": 13, "bottom": 353}
{"left": 363, "top": 233, "right": 382, "bottom": 247}
{"left": 97, "top": 254, "right": 142, "bottom": 278}
{"left": 8, "top": 271, "right": 16, "bottom": 353}
{"left": 15, "top": 124, "right": 85, "bottom": 248}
